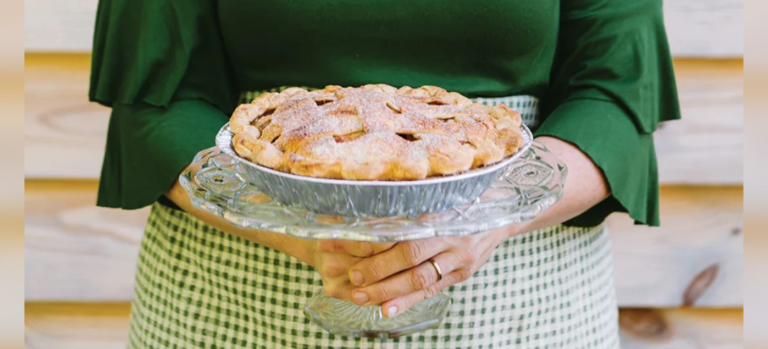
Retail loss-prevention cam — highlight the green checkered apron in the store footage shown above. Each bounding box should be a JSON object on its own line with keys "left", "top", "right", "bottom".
{"left": 126, "top": 93, "right": 620, "bottom": 349}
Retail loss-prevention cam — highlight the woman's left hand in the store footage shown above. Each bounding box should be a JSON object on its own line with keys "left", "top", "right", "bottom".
{"left": 347, "top": 228, "right": 514, "bottom": 317}
{"left": 342, "top": 136, "right": 610, "bottom": 318}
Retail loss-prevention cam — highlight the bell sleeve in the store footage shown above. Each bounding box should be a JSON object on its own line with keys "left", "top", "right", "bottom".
{"left": 535, "top": 0, "right": 682, "bottom": 226}
{"left": 89, "top": 0, "right": 237, "bottom": 209}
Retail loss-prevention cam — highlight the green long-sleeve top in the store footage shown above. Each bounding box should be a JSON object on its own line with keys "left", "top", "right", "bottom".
{"left": 89, "top": 0, "right": 680, "bottom": 226}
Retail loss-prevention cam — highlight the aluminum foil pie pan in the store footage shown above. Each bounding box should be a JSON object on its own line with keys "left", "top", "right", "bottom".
{"left": 216, "top": 123, "right": 534, "bottom": 218}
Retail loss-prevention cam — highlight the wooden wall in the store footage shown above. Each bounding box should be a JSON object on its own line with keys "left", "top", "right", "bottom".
{"left": 24, "top": 0, "right": 745, "bottom": 347}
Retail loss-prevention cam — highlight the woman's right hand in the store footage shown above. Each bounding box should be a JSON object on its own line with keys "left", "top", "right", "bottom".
{"left": 313, "top": 241, "right": 394, "bottom": 302}
{"left": 168, "top": 146, "right": 397, "bottom": 302}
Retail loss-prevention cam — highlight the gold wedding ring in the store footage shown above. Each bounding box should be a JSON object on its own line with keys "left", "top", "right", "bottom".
{"left": 428, "top": 258, "right": 443, "bottom": 282}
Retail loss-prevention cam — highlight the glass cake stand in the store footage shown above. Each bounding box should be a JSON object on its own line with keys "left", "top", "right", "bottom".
{"left": 179, "top": 141, "right": 567, "bottom": 339}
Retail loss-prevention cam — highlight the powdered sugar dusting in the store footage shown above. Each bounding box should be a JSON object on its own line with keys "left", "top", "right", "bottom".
{"left": 235, "top": 85, "right": 524, "bottom": 180}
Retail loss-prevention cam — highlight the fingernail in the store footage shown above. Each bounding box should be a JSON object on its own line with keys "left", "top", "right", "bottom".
{"left": 352, "top": 291, "right": 369, "bottom": 305}
{"left": 350, "top": 270, "right": 364, "bottom": 286}
{"left": 388, "top": 306, "right": 398, "bottom": 317}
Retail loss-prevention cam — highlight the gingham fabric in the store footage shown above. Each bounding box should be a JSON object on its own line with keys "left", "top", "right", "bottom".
{"left": 126, "top": 94, "right": 620, "bottom": 349}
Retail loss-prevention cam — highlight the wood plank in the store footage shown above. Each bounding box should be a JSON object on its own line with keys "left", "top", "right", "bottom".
{"left": 25, "top": 303, "right": 130, "bottom": 349}
{"left": 25, "top": 181, "right": 744, "bottom": 306}
{"left": 23, "top": 54, "right": 744, "bottom": 184}
{"left": 608, "top": 186, "right": 743, "bottom": 308}
{"left": 24, "top": 0, "right": 99, "bottom": 53}
{"left": 24, "top": 55, "right": 111, "bottom": 179}
{"left": 24, "top": 181, "right": 149, "bottom": 301}
{"left": 24, "top": 303, "right": 743, "bottom": 348}
{"left": 619, "top": 308, "right": 743, "bottom": 349}
{"left": 663, "top": 0, "right": 743, "bottom": 58}
{"left": 655, "top": 59, "right": 744, "bottom": 185}
{"left": 23, "top": 0, "right": 743, "bottom": 57}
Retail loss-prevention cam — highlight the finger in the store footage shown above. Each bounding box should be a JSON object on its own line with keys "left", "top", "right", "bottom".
{"left": 350, "top": 239, "right": 447, "bottom": 286}
{"left": 318, "top": 240, "right": 394, "bottom": 257}
{"left": 317, "top": 253, "right": 361, "bottom": 278}
{"left": 321, "top": 277, "right": 356, "bottom": 303}
{"left": 343, "top": 241, "right": 396, "bottom": 258}
{"left": 351, "top": 254, "right": 453, "bottom": 306}
{"left": 317, "top": 240, "right": 344, "bottom": 253}
{"left": 381, "top": 268, "right": 474, "bottom": 318}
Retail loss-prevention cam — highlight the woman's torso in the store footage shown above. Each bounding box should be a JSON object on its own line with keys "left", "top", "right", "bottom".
{"left": 217, "top": 0, "right": 560, "bottom": 98}
{"left": 125, "top": 3, "right": 625, "bottom": 346}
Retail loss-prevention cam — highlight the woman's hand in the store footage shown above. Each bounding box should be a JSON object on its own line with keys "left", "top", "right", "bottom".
{"left": 313, "top": 241, "right": 395, "bottom": 302}
{"left": 168, "top": 146, "right": 400, "bottom": 296}
{"left": 345, "top": 136, "right": 612, "bottom": 317}
{"left": 165, "top": 147, "right": 318, "bottom": 267}
{"left": 347, "top": 228, "right": 512, "bottom": 317}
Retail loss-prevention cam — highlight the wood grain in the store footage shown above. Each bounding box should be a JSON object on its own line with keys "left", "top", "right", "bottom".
{"left": 24, "top": 55, "right": 111, "bottom": 179}
{"left": 23, "top": 54, "right": 744, "bottom": 184}
{"left": 24, "top": 181, "right": 149, "bottom": 301}
{"left": 24, "top": 0, "right": 98, "bottom": 52}
{"left": 23, "top": 0, "right": 744, "bottom": 57}
{"left": 24, "top": 303, "right": 743, "bottom": 349}
{"left": 25, "top": 303, "right": 130, "bottom": 349}
{"left": 655, "top": 59, "right": 744, "bottom": 185}
{"left": 662, "top": 0, "right": 743, "bottom": 58}
{"left": 25, "top": 181, "right": 744, "bottom": 306}
{"left": 608, "top": 186, "right": 743, "bottom": 308}
{"left": 619, "top": 308, "right": 743, "bottom": 349}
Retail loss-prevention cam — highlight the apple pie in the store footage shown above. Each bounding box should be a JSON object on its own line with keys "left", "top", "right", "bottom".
{"left": 229, "top": 84, "right": 524, "bottom": 180}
